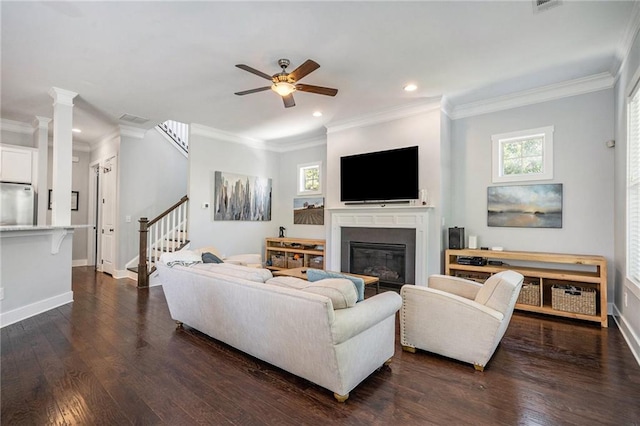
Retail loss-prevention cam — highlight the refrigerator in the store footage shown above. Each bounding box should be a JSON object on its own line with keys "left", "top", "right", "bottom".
{"left": 0, "top": 182, "right": 35, "bottom": 226}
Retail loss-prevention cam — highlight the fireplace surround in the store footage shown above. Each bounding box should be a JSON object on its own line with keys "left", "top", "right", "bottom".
{"left": 328, "top": 206, "right": 431, "bottom": 286}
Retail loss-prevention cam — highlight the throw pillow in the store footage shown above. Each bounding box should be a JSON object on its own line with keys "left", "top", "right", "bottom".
{"left": 302, "top": 278, "right": 358, "bottom": 309}
{"left": 202, "top": 252, "right": 224, "bottom": 264}
{"left": 306, "top": 269, "right": 365, "bottom": 302}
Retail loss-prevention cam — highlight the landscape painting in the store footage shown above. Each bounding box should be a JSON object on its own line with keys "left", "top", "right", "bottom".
{"left": 293, "top": 197, "right": 324, "bottom": 225}
{"left": 213, "top": 171, "right": 272, "bottom": 221}
{"left": 488, "top": 184, "right": 562, "bottom": 228}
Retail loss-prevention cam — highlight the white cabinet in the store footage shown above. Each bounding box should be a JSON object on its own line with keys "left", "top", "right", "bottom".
{"left": 0, "top": 146, "right": 33, "bottom": 184}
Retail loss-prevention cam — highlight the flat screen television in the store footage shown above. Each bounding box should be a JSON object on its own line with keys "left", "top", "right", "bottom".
{"left": 340, "top": 146, "right": 419, "bottom": 203}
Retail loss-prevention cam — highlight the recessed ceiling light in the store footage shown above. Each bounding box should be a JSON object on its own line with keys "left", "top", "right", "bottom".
{"left": 72, "top": 128, "right": 82, "bottom": 133}
{"left": 403, "top": 84, "right": 418, "bottom": 92}
{"left": 312, "top": 111, "right": 323, "bottom": 117}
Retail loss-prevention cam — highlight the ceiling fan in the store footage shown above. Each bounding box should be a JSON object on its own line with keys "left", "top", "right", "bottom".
{"left": 234, "top": 58, "right": 338, "bottom": 108}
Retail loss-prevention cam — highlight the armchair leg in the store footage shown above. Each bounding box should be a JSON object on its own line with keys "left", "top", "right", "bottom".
{"left": 384, "top": 358, "right": 393, "bottom": 366}
{"left": 333, "top": 392, "right": 349, "bottom": 403}
{"left": 474, "top": 363, "right": 485, "bottom": 372}
{"left": 402, "top": 345, "right": 416, "bottom": 353}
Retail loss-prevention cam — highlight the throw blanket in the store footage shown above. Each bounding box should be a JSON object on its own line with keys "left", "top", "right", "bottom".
{"left": 160, "top": 250, "right": 203, "bottom": 267}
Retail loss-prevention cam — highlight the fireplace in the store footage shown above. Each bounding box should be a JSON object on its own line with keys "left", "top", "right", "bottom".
{"left": 350, "top": 242, "right": 406, "bottom": 286}
{"left": 341, "top": 227, "right": 416, "bottom": 289}
{"left": 328, "top": 206, "right": 431, "bottom": 287}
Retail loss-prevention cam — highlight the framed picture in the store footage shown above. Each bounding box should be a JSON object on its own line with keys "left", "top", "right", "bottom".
{"left": 293, "top": 197, "right": 324, "bottom": 225}
{"left": 212, "top": 171, "right": 272, "bottom": 221}
{"left": 48, "top": 190, "right": 79, "bottom": 211}
{"left": 487, "top": 184, "right": 562, "bottom": 228}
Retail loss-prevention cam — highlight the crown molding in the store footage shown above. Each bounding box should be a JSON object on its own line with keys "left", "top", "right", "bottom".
{"left": 326, "top": 99, "right": 442, "bottom": 134}
{"left": 0, "top": 118, "right": 35, "bottom": 134}
{"left": 270, "top": 134, "right": 327, "bottom": 153}
{"left": 191, "top": 123, "right": 272, "bottom": 151}
{"left": 612, "top": 1, "right": 640, "bottom": 78}
{"left": 119, "top": 124, "right": 146, "bottom": 139}
{"left": 449, "top": 72, "right": 615, "bottom": 120}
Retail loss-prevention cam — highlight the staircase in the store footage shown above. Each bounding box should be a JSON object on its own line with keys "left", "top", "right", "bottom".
{"left": 157, "top": 120, "right": 189, "bottom": 155}
{"left": 133, "top": 195, "right": 189, "bottom": 287}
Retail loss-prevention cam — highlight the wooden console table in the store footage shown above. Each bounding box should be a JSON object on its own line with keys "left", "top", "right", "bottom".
{"left": 445, "top": 249, "right": 608, "bottom": 327}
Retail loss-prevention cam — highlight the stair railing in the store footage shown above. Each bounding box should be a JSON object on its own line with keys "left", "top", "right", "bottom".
{"left": 138, "top": 195, "right": 189, "bottom": 287}
{"left": 158, "top": 120, "right": 189, "bottom": 154}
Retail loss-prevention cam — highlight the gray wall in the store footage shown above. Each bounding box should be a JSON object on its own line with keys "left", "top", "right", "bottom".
{"left": 451, "top": 89, "right": 615, "bottom": 294}
{"left": 613, "top": 28, "right": 640, "bottom": 359}
{"left": 274, "top": 142, "right": 327, "bottom": 240}
{"left": 117, "top": 129, "right": 188, "bottom": 268}
{"left": 188, "top": 128, "right": 280, "bottom": 257}
{"left": 326, "top": 107, "right": 444, "bottom": 278}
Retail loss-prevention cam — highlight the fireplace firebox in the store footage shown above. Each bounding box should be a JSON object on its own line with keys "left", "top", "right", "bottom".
{"left": 349, "top": 242, "right": 406, "bottom": 286}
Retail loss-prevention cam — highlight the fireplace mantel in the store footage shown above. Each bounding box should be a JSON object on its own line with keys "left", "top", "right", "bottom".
{"left": 327, "top": 205, "right": 432, "bottom": 286}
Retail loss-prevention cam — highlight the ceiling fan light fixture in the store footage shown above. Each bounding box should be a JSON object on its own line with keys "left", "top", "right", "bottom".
{"left": 271, "top": 82, "right": 296, "bottom": 96}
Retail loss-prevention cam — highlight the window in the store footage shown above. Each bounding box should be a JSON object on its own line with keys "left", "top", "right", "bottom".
{"left": 492, "top": 126, "right": 554, "bottom": 183}
{"left": 628, "top": 80, "right": 640, "bottom": 287}
{"left": 297, "top": 161, "right": 322, "bottom": 195}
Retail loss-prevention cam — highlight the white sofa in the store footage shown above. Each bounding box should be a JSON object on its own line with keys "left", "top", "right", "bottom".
{"left": 157, "top": 262, "right": 402, "bottom": 401}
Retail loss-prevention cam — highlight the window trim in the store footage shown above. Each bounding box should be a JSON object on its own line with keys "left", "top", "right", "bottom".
{"left": 297, "top": 161, "right": 322, "bottom": 196}
{"left": 626, "top": 67, "right": 640, "bottom": 290}
{"left": 492, "top": 126, "right": 554, "bottom": 183}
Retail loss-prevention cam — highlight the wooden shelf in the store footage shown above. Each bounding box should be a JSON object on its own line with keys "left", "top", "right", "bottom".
{"left": 445, "top": 249, "right": 608, "bottom": 327}
{"left": 265, "top": 237, "right": 325, "bottom": 270}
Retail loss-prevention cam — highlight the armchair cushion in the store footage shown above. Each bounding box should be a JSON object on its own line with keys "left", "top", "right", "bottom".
{"left": 475, "top": 270, "right": 523, "bottom": 315}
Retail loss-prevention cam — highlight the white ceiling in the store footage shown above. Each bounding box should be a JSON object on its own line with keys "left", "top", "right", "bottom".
{"left": 1, "top": 1, "right": 638, "bottom": 146}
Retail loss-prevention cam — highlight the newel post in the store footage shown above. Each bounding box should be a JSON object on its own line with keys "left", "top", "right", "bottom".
{"left": 138, "top": 217, "right": 149, "bottom": 288}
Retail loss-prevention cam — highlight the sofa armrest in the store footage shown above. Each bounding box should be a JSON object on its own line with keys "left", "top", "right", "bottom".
{"left": 331, "top": 292, "right": 402, "bottom": 345}
{"left": 428, "top": 274, "right": 482, "bottom": 300}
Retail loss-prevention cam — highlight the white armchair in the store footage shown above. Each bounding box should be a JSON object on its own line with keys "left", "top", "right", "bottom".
{"left": 400, "top": 270, "right": 524, "bottom": 371}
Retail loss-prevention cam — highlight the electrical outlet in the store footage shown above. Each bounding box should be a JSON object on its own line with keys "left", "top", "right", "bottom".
{"left": 624, "top": 291, "right": 628, "bottom": 308}
{"left": 125, "top": 215, "right": 132, "bottom": 223}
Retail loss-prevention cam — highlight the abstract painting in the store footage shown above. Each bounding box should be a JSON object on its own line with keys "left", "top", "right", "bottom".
{"left": 213, "top": 171, "right": 272, "bottom": 221}
{"left": 488, "top": 184, "right": 562, "bottom": 228}
{"left": 293, "top": 197, "right": 324, "bottom": 225}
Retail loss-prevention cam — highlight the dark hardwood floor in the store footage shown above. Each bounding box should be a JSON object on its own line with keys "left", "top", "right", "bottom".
{"left": 2, "top": 267, "right": 640, "bottom": 425}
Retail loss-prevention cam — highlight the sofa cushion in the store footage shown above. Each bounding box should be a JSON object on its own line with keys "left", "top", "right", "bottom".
{"left": 302, "top": 278, "right": 358, "bottom": 310}
{"left": 306, "top": 269, "right": 365, "bottom": 302}
{"left": 266, "top": 276, "right": 311, "bottom": 290}
{"left": 190, "top": 263, "right": 273, "bottom": 282}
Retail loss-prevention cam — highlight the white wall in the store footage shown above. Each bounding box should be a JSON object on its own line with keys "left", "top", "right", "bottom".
{"left": 188, "top": 126, "right": 280, "bottom": 257}
{"left": 275, "top": 142, "right": 327, "bottom": 240}
{"left": 117, "top": 128, "right": 188, "bottom": 268}
{"left": 0, "top": 129, "right": 33, "bottom": 147}
{"left": 326, "top": 106, "right": 444, "bottom": 278}
{"left": 613, "top": 28, "right": 640, "bottom": 362}
{"left": 451, "top": 89, "right": 615, "bottom": 292}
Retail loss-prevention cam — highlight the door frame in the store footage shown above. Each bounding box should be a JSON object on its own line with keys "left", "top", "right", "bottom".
{"left": 88, "top": 154, "right": 117, "bottom": 273}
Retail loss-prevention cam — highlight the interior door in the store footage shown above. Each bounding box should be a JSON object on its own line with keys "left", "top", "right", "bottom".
{"left": 100, "top": 157, "right": 117, "bottom": 275}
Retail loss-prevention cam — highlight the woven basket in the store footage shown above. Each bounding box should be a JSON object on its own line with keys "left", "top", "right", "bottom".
{"left": 287, "top": 257, "right": 303, "bottom": 269}
{"left": 551, "top": 285, "right": 596, "bottom": 315}
{"left": 271, "top": 255, "right": 286, "bottom": 268}
{"left": 308, "top": 256, "right": 323, "bottom": 268}
{"left": 517, "top": 282, "right": 541, "bottom": 306}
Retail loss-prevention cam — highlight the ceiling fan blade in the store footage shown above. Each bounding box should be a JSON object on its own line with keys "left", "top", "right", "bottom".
{"left": 234, "top": 86, "right": 271, "bottom": 96}
{"left": 235, "top": 64, "right": 273, "bottom": 81}
{"left": 295, "top": 84, "right": 338, "bottom": 97}
{"left": 283, "top": 94, "right": 296, "bottom": 108}
{"left": 289, "top": 59, "right": 320, "bottom": 82}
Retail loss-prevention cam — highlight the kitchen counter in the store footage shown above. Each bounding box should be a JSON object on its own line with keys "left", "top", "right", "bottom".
{"left": 0, "top": 225, "right": 92, "bottom": 327}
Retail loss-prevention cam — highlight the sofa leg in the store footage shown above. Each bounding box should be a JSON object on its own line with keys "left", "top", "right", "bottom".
{"left": 333, "top": 393, "right": 349, "bottom": 403}
{"left": 402, "top": 345, "right": 416, "bottom": 353}
{"left": 176, "top": 321, "right": 183, "bottom": 329}
{"left": 474, "top": 363, "right": 485, "bottom": 372}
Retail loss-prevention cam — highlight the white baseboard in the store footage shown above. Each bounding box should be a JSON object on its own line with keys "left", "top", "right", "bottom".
{"left": 1, "top": 292, "right": 74, "bottom": 328}
{"left": 612, "top": 304, "right": 640, "bottom": 367}
{"left": 72, "top": 259, "right": 88, "bottom": 267}
{"left": 112, "top": 269, "right": 132, "bottom": 280}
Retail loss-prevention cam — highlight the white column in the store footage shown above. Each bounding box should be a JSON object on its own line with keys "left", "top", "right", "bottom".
{"left": 48, "top": 87, "right": 77, "bottom": 226}
{"left": 33, "top": 116, "right": 51, "bottom": 225}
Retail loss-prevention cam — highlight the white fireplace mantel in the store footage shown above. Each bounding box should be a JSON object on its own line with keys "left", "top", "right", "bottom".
{"left": 327, "top": 205, "right": 433, "bottom": 286}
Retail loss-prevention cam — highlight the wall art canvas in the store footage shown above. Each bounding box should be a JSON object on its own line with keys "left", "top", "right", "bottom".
{"left": 293, "top": 197, "right": 324, "bottom": 225}
{"left": 213, "top": 171, "right": 272, "bottom": 221}
{"left": 488, "top": 184, "right": 562, "bottom": 228}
